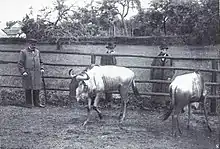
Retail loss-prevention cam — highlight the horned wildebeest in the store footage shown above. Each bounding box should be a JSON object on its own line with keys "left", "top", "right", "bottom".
{"left": 163, "top": 71, "right": 212, "bottom": 136}
{"left": 69, "top": 65, "right": 141, "bottom": 126}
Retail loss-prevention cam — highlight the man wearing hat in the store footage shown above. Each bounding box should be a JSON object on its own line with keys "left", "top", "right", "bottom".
{"left": 100, "top": 42, "right": 117, "bottom": 65}
{"left": 150, "top": 43, "right": 175, "bottom": 108}
{"left": 100, "top": 42, "right": 117, "bottom": 104}
{"left": 18, "top": 38, "right": 45, "bottom": 108}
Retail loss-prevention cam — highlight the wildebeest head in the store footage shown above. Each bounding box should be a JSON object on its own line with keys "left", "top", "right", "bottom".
{"left": 69, "top": 69, "right": 90, "bottom": 101}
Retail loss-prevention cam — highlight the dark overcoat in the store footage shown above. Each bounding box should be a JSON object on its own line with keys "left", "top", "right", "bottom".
{"left": 18, "top": 48, "right": 44, "bottom": 90}
{"left": 100, "top": 51, "right": 117, "bottom": 65}
{"left": 150, "top": 52, "right": 175, "bottom": 105}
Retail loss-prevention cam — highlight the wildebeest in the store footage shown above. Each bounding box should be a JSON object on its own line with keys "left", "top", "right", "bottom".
{"left": 163, "top": 71, "right": 211, "bottom": 136}
{"left": 69, "top": 65, "right": 141, "bottom": 126}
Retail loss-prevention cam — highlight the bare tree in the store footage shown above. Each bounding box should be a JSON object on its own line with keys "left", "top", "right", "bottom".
{"left": 100, "top": 0, "right": 142, "bottom": 36}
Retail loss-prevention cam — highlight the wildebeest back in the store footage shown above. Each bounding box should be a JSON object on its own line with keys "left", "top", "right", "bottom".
{"left": 85, "top": 66, "right": 134, "bottom": 91}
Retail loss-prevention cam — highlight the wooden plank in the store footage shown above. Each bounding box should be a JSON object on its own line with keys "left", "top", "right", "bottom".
{"left": 1, "top": 60, "right": 220, "bottom": 73}
{"left": 0, "top": 85, "right": 220, "bottom": 99}
{"left": 1, "top": 74, "right": 220, "bottom": 86}
{"left": 1, "top": 49, "right": 220, "bottom": 60}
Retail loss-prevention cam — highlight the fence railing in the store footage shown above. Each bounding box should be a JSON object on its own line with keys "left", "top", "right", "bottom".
{"left": 0, "top": 49, "right": 219, "bottom": 112}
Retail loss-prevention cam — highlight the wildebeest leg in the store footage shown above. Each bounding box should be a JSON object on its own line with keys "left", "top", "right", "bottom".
{"left": 176, "top": 114, "right": 182, "bottom": 135}
{"left": 202, "top": 97, "right": 212, "bottom": 132}
{"left": 119, "top": 86, "right": 129, "bottom": 123}
{"left": 83, "top": 97, "right": 92, "bottom": 126}
{"left": 187, "top": 103, "right": 191, "bottom": 129}
{"left": 172, "top": 107, "right": 178, "bottom": 136}
{"left": 93, "top": 93, "right": 102, "bottom": 120}
{"left": 119, "top": 100, "right": 127, "bottom": 123}
{"left": 172, "top": 114, "right": 176, "bottom": 136}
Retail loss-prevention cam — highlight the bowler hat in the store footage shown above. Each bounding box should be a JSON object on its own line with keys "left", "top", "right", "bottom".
{"left": 106, "top": 42, "right": 116, "bottom": 49}
{"left": 159, "top": 44, "right": 168, "bottom": 50}
{"left": 27, "top": 38, "right": 38, "bottom": 43}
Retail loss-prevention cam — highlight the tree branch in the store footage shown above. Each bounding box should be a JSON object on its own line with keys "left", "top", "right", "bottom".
{"left": 123, "top": 0, "right": 130, "bottom": 18}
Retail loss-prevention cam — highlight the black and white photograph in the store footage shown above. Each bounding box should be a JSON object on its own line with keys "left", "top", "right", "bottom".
{"left": 0, "top": 0, "right": 219, "bottom": 148}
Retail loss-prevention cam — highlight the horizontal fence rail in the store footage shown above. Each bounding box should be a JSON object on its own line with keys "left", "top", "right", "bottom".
{"left": 0, "top": 74, "right": 220, "bottom": 86}
{"left": 1, "top": 60, "right": 220, "bottom": 73}
{"left": 1, "top": 49, "right": 220, "bottom": 61}
{"left": 1, "top": 85, "right": 220, "bottom": 99}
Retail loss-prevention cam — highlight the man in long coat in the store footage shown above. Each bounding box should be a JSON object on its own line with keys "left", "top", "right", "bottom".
{"left": 18, "top": 38, "right": 45, "bottom": 108}
{"left": 150, "top": 44, "right": 175, "bottom": 107}
{"left": 100, "top": 42, "right": 117, "bottom": 65}
{"left": 100, "top": 42, "right": 117, "bottom": 103}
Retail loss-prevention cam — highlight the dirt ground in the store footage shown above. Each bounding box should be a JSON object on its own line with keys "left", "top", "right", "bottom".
{"left": 0, "top": 104, "right": 219, "bottom": 149}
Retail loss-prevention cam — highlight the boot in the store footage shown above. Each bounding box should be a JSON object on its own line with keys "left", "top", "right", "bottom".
{"left": 33, "top": 90, "right": 45, "bottom": 108}
{"left": 25, "top": 90, "right": 32, "bottom": 108}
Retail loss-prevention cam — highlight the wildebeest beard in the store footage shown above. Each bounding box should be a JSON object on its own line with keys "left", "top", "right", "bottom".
{"left": 69, "top": 77, "right": 79, "bottom": 98}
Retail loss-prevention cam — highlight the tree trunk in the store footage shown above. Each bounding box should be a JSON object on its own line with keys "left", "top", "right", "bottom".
{"left": 113, "top": 23, "right": 116, "bottom": 36}
{"left": 121, "top": 18, "right": 128, "bottom": 36}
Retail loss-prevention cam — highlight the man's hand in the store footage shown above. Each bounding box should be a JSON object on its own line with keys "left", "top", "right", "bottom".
{"left": 23, "top": 72, "right": 28, "bottom": 76}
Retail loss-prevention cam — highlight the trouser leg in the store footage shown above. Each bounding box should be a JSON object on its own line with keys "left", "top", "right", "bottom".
{"left": 33, "top": 90, "right": 45, "bottom": 108}
{"left": 25, "top": 90, "right": 32, "bottom": 108}
{"left": 33, "top": 90, "right": 39, "bottom": 106}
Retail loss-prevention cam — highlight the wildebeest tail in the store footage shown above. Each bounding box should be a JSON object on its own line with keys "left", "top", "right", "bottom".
{"left": 131, "top": 80, "right": 141, "bottom": 100}
{"left": 163, "top": 107, "right": 173, "bottom": 121}
{"left": 163, "top": 86, "right": 176, "bottom": 121}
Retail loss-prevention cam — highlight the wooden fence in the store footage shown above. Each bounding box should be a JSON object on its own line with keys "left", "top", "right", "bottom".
{"left": 0, "top": 49, "right": 220, "bottom": 113}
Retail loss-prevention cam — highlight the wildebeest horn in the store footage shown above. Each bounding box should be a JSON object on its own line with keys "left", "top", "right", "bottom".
{"left": 69, "top": 69, "right": 75, "bottom": 78}
{"left": 76, "top": 73, "right": 90, "bottom": 80}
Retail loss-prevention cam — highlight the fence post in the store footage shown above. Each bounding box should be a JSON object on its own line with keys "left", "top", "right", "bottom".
{"left": 210, "top": 60, "right": 218, "bottom": 114}
{"left": 91, "top": 55, "right": 96, "bottom": 64}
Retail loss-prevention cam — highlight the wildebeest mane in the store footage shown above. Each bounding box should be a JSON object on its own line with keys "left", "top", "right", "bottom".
{"left": 83, "top": 64, "right": 100, "bottom": 72}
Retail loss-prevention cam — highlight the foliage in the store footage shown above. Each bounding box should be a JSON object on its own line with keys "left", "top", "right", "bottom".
{"left": 98, "top": 0, "right": 142, "bottom": 36}
{"left": 21, "top": 0, "right": 76, "bottom": 42}
{"left": 131, "top": 0, "right": 219, "bottom": 44}
{"left": 19, "top": 0, "right": 219, "bottom": 45}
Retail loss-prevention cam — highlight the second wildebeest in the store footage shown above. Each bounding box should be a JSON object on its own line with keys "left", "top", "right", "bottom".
{"left": 163, "top": 71, "right": 211, "bottom": 136}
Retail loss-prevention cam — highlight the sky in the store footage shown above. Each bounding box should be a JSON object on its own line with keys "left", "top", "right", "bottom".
{"left": 0, "top": 0, "right": 151, "bottom": 28}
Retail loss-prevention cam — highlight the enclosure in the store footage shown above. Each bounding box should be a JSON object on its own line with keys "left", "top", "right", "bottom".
{"left": 0, "top": 43, "right": 220, "bottom": 148}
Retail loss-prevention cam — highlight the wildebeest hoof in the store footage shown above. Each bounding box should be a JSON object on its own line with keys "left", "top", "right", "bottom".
{"left": 208, "top": 126, "right": 212, "bottom": 132}
{"left": 98, "top": 114, "right": 103, "bottom": 120}
{"left": 187, "top": 125, "right": 190, "bottom": 129}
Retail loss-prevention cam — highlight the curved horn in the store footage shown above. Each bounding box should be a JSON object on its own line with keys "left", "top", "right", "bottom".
{"left": 69, "top": 69, "right": 75, "bottom": 78}
{"left": 76, "top": 72, "right": 90, "bottom": 80}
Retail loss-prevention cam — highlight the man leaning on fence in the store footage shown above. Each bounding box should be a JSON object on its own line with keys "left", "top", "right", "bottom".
{"left": 17, "top": 38, "right": 45, "bottom": 108}
{"left": 150, "top": 43, "right": 175, "bottom": 108}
